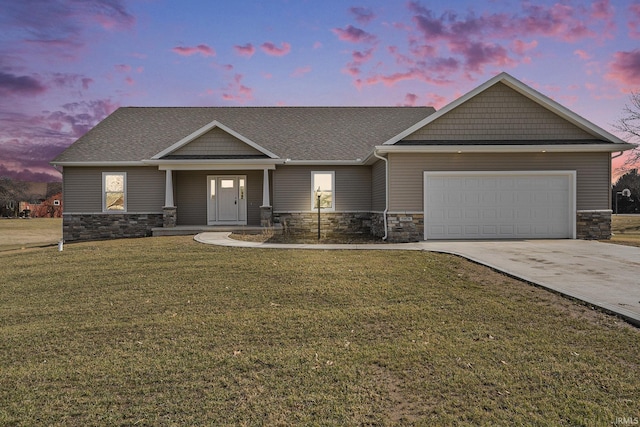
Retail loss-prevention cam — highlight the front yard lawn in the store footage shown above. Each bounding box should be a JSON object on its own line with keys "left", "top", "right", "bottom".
{"left": 610, "top": 214, "right": 640, "bottom": 247}
{"left": 1, "top": 237, "right": 639, "bottom": 425}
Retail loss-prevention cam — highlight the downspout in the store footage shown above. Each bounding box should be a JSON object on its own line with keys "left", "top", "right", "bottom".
{"left": 373, "top": 150, "right": 389, "bottom": 241}
{"left": 611, "top": 151, "right": 624, "bottom": 159}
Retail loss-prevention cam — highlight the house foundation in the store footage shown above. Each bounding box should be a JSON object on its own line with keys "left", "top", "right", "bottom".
{"left": 276, "top": 212, "right": 371, "bottom": 237}
{"left": 576, "top": 210, "right": 611, "bottom": 240}
{"left": 385, "top": 213, "right": 424, "bottom": 242}
{"left": 63, "top": 213, "right": 164, "bottom": 242}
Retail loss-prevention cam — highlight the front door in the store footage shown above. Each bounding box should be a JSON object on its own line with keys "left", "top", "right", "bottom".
{"left": 207, "top": 176, "right": 247, "bottom": 225}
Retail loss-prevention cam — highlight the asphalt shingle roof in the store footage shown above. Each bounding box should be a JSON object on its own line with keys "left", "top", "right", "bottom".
{"left": 53, "top": 106, "right": 436, "bottom": 163}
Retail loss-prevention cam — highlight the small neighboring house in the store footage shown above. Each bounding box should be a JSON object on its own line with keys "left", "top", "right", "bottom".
{"left": 51, "top": 72, "right": 633, "bottom": 242}
{"left": 29, "top": 193, "right": 63, "bottom": 218}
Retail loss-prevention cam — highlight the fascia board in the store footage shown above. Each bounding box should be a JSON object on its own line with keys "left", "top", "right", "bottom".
{"left": 375, "top": 143, "right": 635, "bottom": 154}
{"left": 144, "top": 159, "right": 283, "bottom": 171}
{"left": 283, "top": 160, "right": 363, "bottom": 166}
{"left": 151, "top": 120, "right": 280, "bottom": 160}
{"left": 49, "top": 161, "right": 146, "bottom": 167}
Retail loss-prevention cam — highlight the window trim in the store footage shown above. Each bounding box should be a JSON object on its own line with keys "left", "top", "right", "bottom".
{"left": 311, "top": 171, "right": 335, "bottom": 211}
{"left": 102, "top": 172, "right": 127, "bottom": 212}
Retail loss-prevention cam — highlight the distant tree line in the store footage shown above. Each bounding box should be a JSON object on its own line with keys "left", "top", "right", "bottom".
{"left": 0, "top": 177, "right": 62, "bottom": 217}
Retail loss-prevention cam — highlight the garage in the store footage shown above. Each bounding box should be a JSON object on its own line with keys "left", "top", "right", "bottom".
{"left": 423, "top": 171, "right": 576, "bottom": 240}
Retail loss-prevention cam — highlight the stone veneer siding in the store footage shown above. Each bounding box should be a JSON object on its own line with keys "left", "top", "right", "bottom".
{"left": 63, "top": 213, "right": 164, "bottom": 242}
{"left": 386, "top": 214, "right": 424, "bottom": 242}
{"left": 275, "top": 212, "right": 371, "bottom": 237}
{"left": 576, "top": 210, "right": 611, "bottom": 240}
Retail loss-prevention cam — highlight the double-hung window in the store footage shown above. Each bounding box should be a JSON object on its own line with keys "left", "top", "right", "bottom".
{"left": 311, "top": 171, "right": 334, "bottom": 211}
{"left": 103, "top": 172, "right": 127, "bottom": 212}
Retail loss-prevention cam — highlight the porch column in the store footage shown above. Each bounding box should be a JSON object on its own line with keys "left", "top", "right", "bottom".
{"left": 260, "top": 168, "right": 272, "bottom": 227}
{"left": 261, "top": 168, "right": 270, "bottom": 207}
{"left": 164, "top": 169, "right": 175, "bottom": 207}
{"left": 163, "top": 169, "right": 177, "bottom": 228}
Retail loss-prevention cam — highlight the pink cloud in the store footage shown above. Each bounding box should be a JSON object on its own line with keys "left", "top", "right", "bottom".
{"left": 313, "top": 41, "right": 323, "bottom": 49}
{"left": 590, "top": 0, "right": 616, "bottom": 38}
{"left": 114, "top": 64, "right": 132, "bottom": 72}
{"left": 403, "top": 93, "right": 418, "bottom": 106}
{"left": 221, "top": 74, "right": 253, "bottom": 103}
{"left": 349, "top": 7, "right": 375, "bottom": 25}
{"left": 512, "top": 40, "right": 538, "bottom": 56}
{"left": 261, "top": 41, "right": 291, "bottom": 56}
{"left": 291, "top": 65, "right": 312, "bottom": 77}
{"left": 342, "top": 66, "right": 361, "bottom": 77}
{"left": 332, "top": 25, "right": 377, "bottom": 43}
{"left": 82, "top": 78, "right": 93, "bottom": 90}
{"left": 3, "top": 0, "right": 135, "bottom": 60}
{"left": 352, "top": 48, "right": 375, "bottom": 64}
{"left": 172, "top": 44, "right": 216, "bottom": 57}
{"left": 425, "top": 93, "right": 449, "bottom": 109}
{"left": 629, "top": 3, "right": 640, "bottom": 39}
{"left": 605, "top": 49, "right": 640, "bottom": 86}
{"left": 0, "top": 99, "right": 119, "bottom": 181}
{"left": 125, "top": 76, "right": 134, "bottom": 85}
{"left": 574, "top": 49, "right": 592, "bottom": 60}
{"left": 0, "top": 72, "right": 46, "bottom": 97}
{"left": 234, "top": 43, "right": 256, "bottom": 57}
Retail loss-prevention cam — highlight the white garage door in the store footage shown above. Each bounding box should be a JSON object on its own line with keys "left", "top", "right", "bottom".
{"left": 423, "top": 171, "right": 576, "bottom": 240}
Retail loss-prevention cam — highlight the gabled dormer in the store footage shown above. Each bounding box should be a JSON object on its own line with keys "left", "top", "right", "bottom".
{"left": 152, "top": 120, "right": 279, "bottom": 160}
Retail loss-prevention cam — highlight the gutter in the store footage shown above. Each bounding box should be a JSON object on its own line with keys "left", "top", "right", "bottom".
{"left": 373, "top": 150, "right": 388, "bottom": 241}
{"left": 611, "top": 151, "right": 626, "bottom": 159}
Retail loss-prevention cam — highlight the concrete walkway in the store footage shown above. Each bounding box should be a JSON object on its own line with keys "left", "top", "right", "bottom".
{"left": 194, "top": 233, "right": 640, "bottom": 326}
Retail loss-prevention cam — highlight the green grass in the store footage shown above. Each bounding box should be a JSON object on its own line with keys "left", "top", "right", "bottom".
{"left": 1, "top": 237, "right": 639, "bottom": 425}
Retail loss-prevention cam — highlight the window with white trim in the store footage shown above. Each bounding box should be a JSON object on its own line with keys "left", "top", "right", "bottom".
{"left": 311, "top": 171, "right": 334, "bottom": 211}
{"left": 103, "top": 172, "right": 126, "bottom": 212}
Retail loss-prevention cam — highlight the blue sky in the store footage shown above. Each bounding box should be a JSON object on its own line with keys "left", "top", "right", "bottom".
{"left": 1, "top": 0, "right": 639, "bottom": 181}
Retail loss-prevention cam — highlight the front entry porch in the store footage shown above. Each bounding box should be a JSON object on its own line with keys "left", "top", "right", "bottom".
{"left": 160, "top": 166, "right": 275, "bottom": 230}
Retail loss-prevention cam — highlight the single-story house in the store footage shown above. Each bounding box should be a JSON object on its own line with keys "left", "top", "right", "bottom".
{"left": 51, "top": 72, "right": 633, "bottom": 242}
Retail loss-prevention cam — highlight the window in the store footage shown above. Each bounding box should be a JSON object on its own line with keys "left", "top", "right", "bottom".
{"left": 311, "top": 171, "right": 334, "bottom": 210}
{"left": 103, "top": 172, "right": 126, "bottom": 212}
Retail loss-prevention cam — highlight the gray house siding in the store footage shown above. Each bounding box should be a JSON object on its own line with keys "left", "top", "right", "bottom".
{"left": 63, "top": 166, "right": 165, "bottom": 213}
{"left": 387, "top": 152, "right": 611, "bottom": 212}
{"left": 403, "top": 82, "right": 597, "bottom": 141}
{"left": 273, "top": 165, "right": 372, "bottom": 212}
{"left": 175, "top": 170, "right": 263, "bottom": 226}
{"left": 371, "top": 159, "right": 386, "bottom": 212}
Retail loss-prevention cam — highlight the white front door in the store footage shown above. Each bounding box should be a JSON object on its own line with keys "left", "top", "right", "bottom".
{"left": 207, "top": 176, "right": 247, "bottom": 225}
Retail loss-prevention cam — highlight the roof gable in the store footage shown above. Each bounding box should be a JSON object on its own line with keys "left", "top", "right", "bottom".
{"left": 385, "top": 72, "right": 628, "bottom": 145}
{"left": 152, "top": 120, "right": 278, "bottom": 159}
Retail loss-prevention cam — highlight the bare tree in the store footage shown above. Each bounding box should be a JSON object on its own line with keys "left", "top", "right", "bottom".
{"left": 0, "top": 177, "right": 28, "bottom": 217}
{"left": 614, "top": 91, "right": 640, "bottom": 169}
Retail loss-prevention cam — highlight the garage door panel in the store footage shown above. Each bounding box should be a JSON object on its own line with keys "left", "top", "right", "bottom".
{"left": 424, "top": 172, "right": 575, "bottom": 240}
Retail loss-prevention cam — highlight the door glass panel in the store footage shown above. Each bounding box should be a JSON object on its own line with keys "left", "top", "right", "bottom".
{"left": 221, "top": 179, "right": 234, "bottom": 189}
{"left": 210, "top": 179, "right": 216, "bottom": 199}
{"left": 239, "top": 178, "right": 245, "bottom": 200}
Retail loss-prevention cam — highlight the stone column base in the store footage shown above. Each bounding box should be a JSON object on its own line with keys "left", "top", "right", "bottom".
{"left": 576, "top": 210, "right": 611, "bottom": 239}
{"left": 163, "top": 206, "right": 177, "bottom": 228}
{"left": 260, "top": 206, "right": 273, "bottom": 227}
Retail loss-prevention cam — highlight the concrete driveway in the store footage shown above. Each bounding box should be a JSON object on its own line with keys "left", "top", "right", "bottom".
{"left": 195, "top": 233, "right": 640, "bottom": 326}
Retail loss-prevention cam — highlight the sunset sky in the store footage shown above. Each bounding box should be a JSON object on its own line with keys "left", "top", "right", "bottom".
{"left": 1, "top": 0, "right": 639, "bottom": 182}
